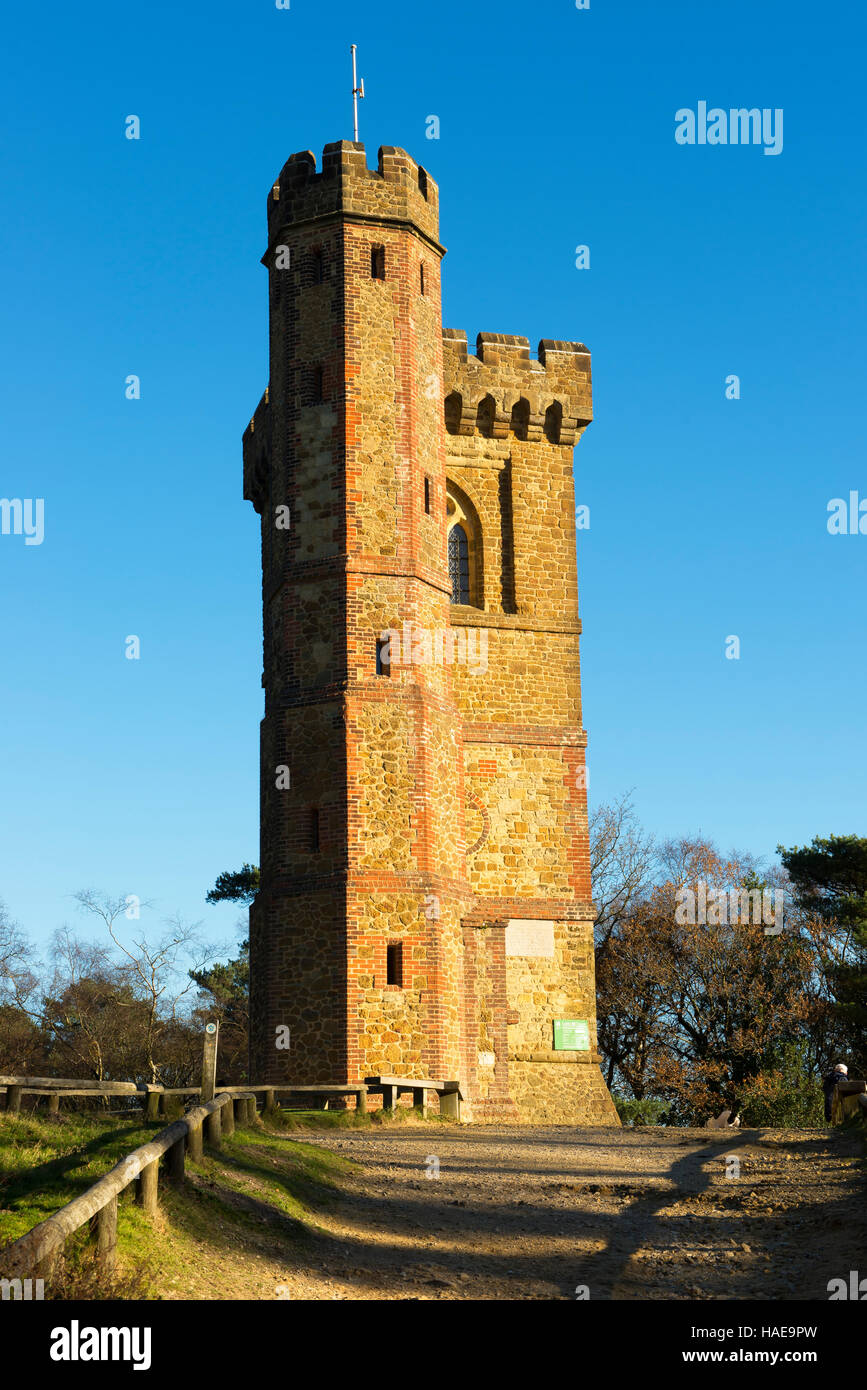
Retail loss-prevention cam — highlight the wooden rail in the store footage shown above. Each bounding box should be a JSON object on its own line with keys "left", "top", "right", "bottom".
{"left": 1, "top": 1073, "right": 463, "bottom": 1121}
{"left": 0, "top": 1077, "right": 283, "bottom": 1120}
{"left": 0, "top": 1091, "right": 261, "bottom": 1280}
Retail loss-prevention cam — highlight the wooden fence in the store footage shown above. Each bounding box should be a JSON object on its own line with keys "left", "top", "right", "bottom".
{"left": 0, "top": 1067, "right": 462, "bottom": 1281}
{"left": 0, "top": 1076, "right": 281, "bottom": 1120}
{"left": 0, "top": 1073, "right": 460, "bottom": 1117}
{"left": 0, "top": 1091, "right": 260, "bottom": 1280}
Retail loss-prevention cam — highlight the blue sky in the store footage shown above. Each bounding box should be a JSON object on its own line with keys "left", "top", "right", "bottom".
{"left": 1, "top": 0, "right": 864, "bottom": 958}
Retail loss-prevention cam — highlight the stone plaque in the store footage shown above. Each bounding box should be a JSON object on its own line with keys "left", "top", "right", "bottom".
{"left": 553, "top": 1018, "right": 590, "bottom": 1051}
{"left": 505, "top": 919, "right": 555, "bottom": 957}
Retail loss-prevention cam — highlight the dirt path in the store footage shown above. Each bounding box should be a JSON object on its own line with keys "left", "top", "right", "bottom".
{"left": 215, "top": 1122, "right": 865, "bottom": 1301}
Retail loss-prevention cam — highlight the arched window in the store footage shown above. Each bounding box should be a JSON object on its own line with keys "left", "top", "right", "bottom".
{"left": 448, "top": 523, "right": 470, "bottom": 605}
{"left": 446, "top": 482, "right": 483, "bottom": 608}
{"left": 510, "top": 398, "right": 530, "bottom": 441}
{"left": 544, "top": 401, "right": 562, "bottom": 443}
{"left": 444, "top": 392, "right": 463, "bottom": 435}
{"left": 476, "top": 395, "right": 496, "bottom": 438}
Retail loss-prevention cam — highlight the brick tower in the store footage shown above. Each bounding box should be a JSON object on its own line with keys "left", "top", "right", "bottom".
{"left": 243, "top": 141, "right": 618, "bottom": 1125}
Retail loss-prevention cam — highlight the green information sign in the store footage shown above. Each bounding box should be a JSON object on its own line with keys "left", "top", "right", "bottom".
{"left": 553, "top": 1018, "right": 590, "bottom": 1051}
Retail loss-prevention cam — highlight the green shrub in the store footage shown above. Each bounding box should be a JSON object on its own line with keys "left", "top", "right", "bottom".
{"left": 613, "top": 1095, "right": 669, "bottom": 1126}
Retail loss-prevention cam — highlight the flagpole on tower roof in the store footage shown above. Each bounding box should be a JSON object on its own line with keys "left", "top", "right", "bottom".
{"left": 351, "top": 44, "right": 365, "bottom": 143}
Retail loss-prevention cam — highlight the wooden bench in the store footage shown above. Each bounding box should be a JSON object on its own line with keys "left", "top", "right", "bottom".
{"left": 832, "top": 1079, "right": 867, "bottom": 1124}
{"left": 365, "top": 1075, "right": 462, "bottom": 1120}
{"left": 273, "top": 1084, "right": 368, "bottom": 1113}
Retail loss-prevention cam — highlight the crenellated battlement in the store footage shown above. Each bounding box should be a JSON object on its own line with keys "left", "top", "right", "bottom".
{"left": 442, "top": 331, "right": 592, "bottom": 446}
{"left": 266, "top": 141, "right": 441, "bottom": 250}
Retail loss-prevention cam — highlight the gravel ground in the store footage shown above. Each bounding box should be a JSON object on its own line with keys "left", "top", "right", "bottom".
{"left": 265, "top": 1123, "right": 866, "bottom": 1301}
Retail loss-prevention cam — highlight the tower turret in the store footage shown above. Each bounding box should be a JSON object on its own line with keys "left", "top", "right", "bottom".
{"left": 244, "top": 142, "right": 471, "bottom": 1090}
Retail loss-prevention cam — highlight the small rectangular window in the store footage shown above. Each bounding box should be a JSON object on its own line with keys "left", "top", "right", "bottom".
{"left": 371, "top": 244, "right": 386, "bottom": 280}
{"left": 424, "top": 477, "right": 431, "bottom": 514}
{"left": 376, "top": 636, "right": 391, "bottom": 676}
{"left": 310, "top": 808, "right": 320, "bottom": 852}
{"left": 386, "top": 942, "right": 403, "bottom": 987}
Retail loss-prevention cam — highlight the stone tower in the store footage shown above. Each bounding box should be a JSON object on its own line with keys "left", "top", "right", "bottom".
{"left": 243, "top": 141, "right": 618, "bottom": 1125}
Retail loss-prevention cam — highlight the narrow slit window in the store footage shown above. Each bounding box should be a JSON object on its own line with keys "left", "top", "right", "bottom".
{"left": 310, "top": 808, "right": 320, "bottom": 852}
{"left": 376, "top": 636, "right": 391, "bottom": 676}
{"left": 424, "top": 477, "right": 431, "bottom": 514}
{"left": 386, "top": 942, "right": 403, "bottom": 987}
{"left": 448, "top": 523, "right": 470, "bottom": 605}
{"left": 371, "top": 244, "right": 386, "bottom": 280}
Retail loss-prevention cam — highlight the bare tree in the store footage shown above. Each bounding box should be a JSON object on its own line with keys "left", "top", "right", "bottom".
{"left": 590, "top": 793, "right": 657, "bottom": 946}
{"left": 74, "top": 890, "right": 212, "bottom": 1083}
{"left": 40, "top": 925, "right": 122, "bottom": 1080}
{"left": 0, "top": 900, "right": 46, "bottom": 1072}
{"left": 0, "top": 899, "right": 39, "bottom": 1009}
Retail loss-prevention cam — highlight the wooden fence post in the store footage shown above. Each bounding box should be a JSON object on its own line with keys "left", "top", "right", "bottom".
{"left": 167, "top": 1135, "right": 185, "bottom": 1184}
{"left": 201, "top": 1022, "right": 219, "bottom": 1104}
{"left": 136, "top": 1159, "right": 158, "bottom": 1215}
{"left": 187, "top": 1119, "right": 203, "bottom": 1163}
{"left": 35, "top": 1247, "right": 60, "bottom": 1281}
{"left": 205, "top": 1107, "right": 222, "bottom": 1148}
{"left": 95, "top": 1195, "right": 117, "bottom": 1272}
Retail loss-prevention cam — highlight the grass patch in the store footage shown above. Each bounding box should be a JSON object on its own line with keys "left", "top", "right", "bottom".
{"left": 0, "top": 1112, "right": 160, "bottom": 1240}
{"left": 267, "top": 1104, "right": 453, "bottom": 1132}
{"left": 268, "top": 1107, "right": 373, "bottom": 1132}
{"left": 0, "top": 1110, "right": 355, "bottom": 1300}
